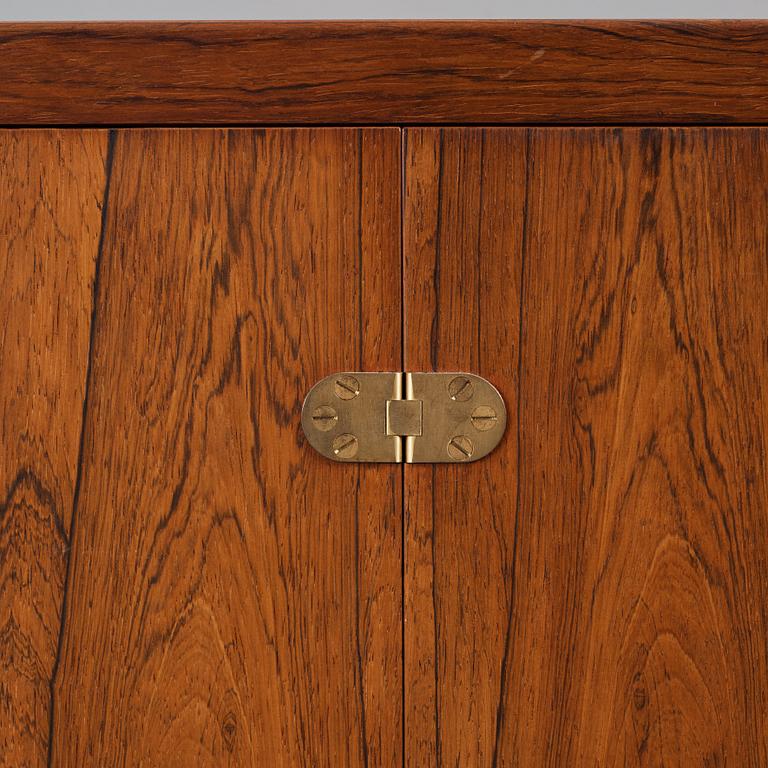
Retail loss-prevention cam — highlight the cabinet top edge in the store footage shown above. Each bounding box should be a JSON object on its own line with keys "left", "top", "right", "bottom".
{"left": 2, "top": 21, "right": 768, "bottom": 126}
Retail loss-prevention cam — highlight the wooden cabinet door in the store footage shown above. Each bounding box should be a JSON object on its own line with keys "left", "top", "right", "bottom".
{"left": 5, "top": 123, "right": 768, "bottom": 768}
{"left": 404, "top": 128, "right": 768, "bottom": 767}
{"left": 1, "top": 128, "right": 402, "bottom": 767}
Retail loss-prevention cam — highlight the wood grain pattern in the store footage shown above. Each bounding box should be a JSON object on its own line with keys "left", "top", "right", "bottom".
{"left": 404, "top": 127, "right": 768, "bottom": 766}
{"left": 50, "top": 128, "right": 402, "bottom": 766}
{"left": 2, "top": 22, "right": 768, "bottom": 125}
{"left": 0, "top": 131, "right": 108, "bottom": 767}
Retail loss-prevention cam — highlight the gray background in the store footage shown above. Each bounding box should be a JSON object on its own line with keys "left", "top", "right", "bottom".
{"left": 1, "top": 0, "right": 765, "bottom": 20}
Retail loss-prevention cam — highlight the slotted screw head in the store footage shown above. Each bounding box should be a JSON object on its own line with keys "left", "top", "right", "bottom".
{"left": 471, "top": 405, "right": 498, "bottom": 431}
{"left": 447, "top": 435, "right": 474, "bottom": 461}
{"left": 332, "top": 433, "right": 359, "bottom": 459}
{"left": 311, "top": 405, "right": 338, "bottom": 431}
{"left": 448, "top": 376, "right": 474, "bottom": 402}
{"left": 334, "top": 375, "right": 360, "bottom": 400}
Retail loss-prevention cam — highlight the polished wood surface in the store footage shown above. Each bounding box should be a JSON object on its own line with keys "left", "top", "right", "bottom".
{"left": 404, "top": 127, "right": 768, "bottom": 766}
{"left": 0, "top": 130, "right": 108, "bottom": 767}
{"left": 3, "top": 22, "right": 768, "bottom": 125}
{"left": 6, "top": 123, "right": 768, "bottom": 766}
{"left": 39, "top": 128, "right": 402, "bottom": 766}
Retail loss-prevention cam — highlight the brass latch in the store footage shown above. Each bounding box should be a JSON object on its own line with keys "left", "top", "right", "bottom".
{"left": 301, "top": 372, "right": 506, "bottom": 463}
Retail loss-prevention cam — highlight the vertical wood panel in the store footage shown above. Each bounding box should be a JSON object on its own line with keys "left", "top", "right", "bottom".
{"left": 403, "top": 129, "right": 524, "bottom": 767}
{"left": 0, "top": 131, "right": 108, "bottom": 767}
{"left": 404, "top": 127, "right": 768, "bottom": 767}
{"left": 51, "top": 128, "right": 402, "bottom": 767}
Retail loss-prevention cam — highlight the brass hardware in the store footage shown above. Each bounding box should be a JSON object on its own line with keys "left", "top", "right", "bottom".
{"left": 334, "top": 374, "right": 360, "bottom": 400}
{"left": 386, "top": 399, "right": 423, "bottom": 437}
{"left": 448, "top": 376, "right": 474, "bottom": 402}
{"left": 311, "top": 405, "right": 338, "bottom": 431}
{"left": 332, "top": 433, "right": 359, "bottom": 459}
{"left": 447, "top": 435, "right": 474, "bottom": 461}
{"left": 470, "top": 405, "right": 498, "bottom": 431}
{"left": 301, "top": 371, "right": 506, "bottom": 463}
{"left": 301, "top": 373, "right": 402, "bottom": 462}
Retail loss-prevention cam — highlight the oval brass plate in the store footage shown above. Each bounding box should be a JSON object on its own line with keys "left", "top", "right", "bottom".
{"left": 301, "top": 371, "right": 506, "bottom": 463}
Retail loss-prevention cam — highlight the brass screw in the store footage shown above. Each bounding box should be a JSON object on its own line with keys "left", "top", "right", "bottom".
{"left": 471, "top": 405, "right": 498, "bottom": 431}
{"left": 447, "top": 435, "right": 474, "bottom": 461}
{"left": 311, "top": 405, "right": 338, "bottom": 431}
{"left": 335, "top": 375, "right": 360, "bottom": 400}
{"left": 448, "top": 376, "right": 473, "bottom": 402}
{"left": 332, "top": 433, "right": 359, "bottom": 459}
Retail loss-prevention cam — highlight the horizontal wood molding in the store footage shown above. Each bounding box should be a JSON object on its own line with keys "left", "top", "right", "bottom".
{"left": 2, "top": 21, "right": 768, "bottom": 125}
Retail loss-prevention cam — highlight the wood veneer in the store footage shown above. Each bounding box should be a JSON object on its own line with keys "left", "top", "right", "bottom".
{"left": 2, "top": 22, "right": 768, "bottom": 125}
{"left": 403, "top": 126, "right": 768, "bottom": 766}
{"left": 2, "top": 127, "right": 404, "bottom": 766}
{"left": 0, "top": 130, "right": 108, "bottom": 767}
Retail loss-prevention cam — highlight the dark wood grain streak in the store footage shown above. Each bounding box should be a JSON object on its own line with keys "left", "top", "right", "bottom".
{"left": 404, "top": 127, "right": 768, "bottom": 766}
{"left": 46, "top": 129, "right": 115, "bottom": 768}
{"left": 2, "top": 22, "right": 768, "bottom": 125}
{"left": 50, "top": 128, "right": 402, "bottom": 766}
{"left": 0, "top": 130, "right": 108, "bottom": 767}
